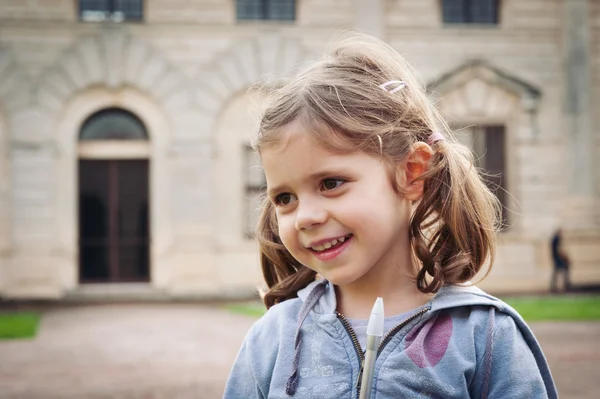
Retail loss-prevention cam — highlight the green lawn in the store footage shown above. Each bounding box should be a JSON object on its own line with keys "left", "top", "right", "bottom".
{"left": 0, "top": 312, "right": 41, "bottom": 339}
{"left": 226, "top": 296, "right": 600, "bottom": 322}
{"left": 503, "top": 295, "right": 600, "bottom": 322}
{"left": 225, "top": 303, "right": 266, "bottom": 318}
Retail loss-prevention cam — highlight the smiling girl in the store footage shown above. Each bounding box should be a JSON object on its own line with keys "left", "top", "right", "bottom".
{"left": 224, "top": 33, "right": 557, "bottom": 398}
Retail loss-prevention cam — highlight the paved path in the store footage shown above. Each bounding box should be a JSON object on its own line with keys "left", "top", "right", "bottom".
{"left": 0, "top": 304, "right": 598, "bottom": 398}
{"left": 0, "top": 304, "right": 255, "bottom": 399}
{"left": 530, "top": 321, "right": 600, "bottom": 399}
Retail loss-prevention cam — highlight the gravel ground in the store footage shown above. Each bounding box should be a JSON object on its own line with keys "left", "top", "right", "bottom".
{"left": 0, "top": 303, "right": 598, "bottom": 398}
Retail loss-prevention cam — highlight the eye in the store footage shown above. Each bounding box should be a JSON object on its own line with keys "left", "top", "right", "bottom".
{"left": 273, "top": 193, "right": 297, "bottom": 206}
{"left": 321, "top": 178, "right": 345, "bottom": 191}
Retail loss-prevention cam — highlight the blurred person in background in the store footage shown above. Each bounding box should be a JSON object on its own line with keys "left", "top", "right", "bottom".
{"left": 550, "top": 228, "right": 571, "bottom": 293}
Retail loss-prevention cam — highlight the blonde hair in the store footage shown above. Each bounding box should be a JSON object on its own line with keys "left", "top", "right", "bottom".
{"left": 254, "top": 33, "right": 501, "bottom": 308}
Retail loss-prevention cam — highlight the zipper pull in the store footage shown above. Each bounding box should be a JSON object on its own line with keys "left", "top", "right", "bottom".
{"left": 355, "top": 359, "right": 365, "bottom": 388}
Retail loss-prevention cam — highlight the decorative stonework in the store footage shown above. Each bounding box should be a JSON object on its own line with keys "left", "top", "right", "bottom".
{"left": 35, "top": 28, "right": 190, "bottom": 116}
{"left": 428, "top": 60, "right": 541, "bottom": 120}
{"left": 0, "top": 49, "right": 32, "bottom": 111}
{"left": 193, "top": 33, "right": 310, "bottom": 117}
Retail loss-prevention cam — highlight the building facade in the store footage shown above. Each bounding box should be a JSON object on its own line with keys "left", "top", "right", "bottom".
{"left": 0, "top": 0, "right": 598, "bottom": 300}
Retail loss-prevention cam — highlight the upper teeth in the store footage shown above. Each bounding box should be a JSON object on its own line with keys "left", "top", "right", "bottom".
{"left": 311, "top": 236, "right": 346, "bottom": 252}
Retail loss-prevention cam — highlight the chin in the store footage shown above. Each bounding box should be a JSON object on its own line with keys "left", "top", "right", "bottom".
{"left": 319, "top": 269, "right": 363, "bottom": 287}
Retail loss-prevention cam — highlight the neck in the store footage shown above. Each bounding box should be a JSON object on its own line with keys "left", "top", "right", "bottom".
{"left": 335, "top": 251, "right": 431, "bottom": 319}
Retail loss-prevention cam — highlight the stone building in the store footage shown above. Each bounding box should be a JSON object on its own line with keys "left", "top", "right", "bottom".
{"left": 0, "top": 0, "right": 598, "bottom": 300}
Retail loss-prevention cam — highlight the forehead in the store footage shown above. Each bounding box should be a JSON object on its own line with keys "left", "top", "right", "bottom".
{"left": 260, "top": 127, "right": 375, "bottom": 190}
{"left": 262, "top": 132, "right": 339, "bottom": 169}
{"left": 272, "top": 116, "right": 356, "bottom": 151}
{"left": 263, "top": 119, "right": 350, "bottom": 160}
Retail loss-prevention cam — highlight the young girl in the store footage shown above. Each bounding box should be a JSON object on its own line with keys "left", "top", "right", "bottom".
{"left": 224, "top": 33, "right": 557, "bottom": 398}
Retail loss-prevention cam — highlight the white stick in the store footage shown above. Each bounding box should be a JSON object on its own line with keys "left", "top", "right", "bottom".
{"left": 358, "top": 297, "right": 384, "bottom": 399}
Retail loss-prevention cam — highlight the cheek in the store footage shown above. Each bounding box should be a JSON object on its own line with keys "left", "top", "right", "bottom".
{"left": 276, "top": 216, "right": 297, "bottom": 249}
{"left": 344, "top": 192, "right": 407, "bottom": 230}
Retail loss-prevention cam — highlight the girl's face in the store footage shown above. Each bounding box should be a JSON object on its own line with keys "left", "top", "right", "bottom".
{"left": 261, "top": 129, "right": 415, "bottom": 289}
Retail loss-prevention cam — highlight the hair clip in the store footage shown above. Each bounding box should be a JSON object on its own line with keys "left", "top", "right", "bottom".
{"left": 427, "top": 131, "right": 445, "bottom": 146}
{"left": 376, "top": 134, "right": 383, "bottom": 156}
{"left": 379, "top": 80, "right": 406, "bottom": 94}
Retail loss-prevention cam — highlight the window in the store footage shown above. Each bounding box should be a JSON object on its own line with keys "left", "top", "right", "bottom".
{"left": 237, "top": 0, "right": 295, "bottom": 21}
{"left": 457, "top": 125, "right": 508, "bottom": 228}
{"left": 243, "top": 145, "right": 266, "bottom": 238}
{"left": 442, "top": 0, "right": 499, "bottom": 24}
{"left": 79, "top": 0, "right": 143, "bottom": 22}
{"left": 80, "top": 108, "right": 148, "bottom": 141}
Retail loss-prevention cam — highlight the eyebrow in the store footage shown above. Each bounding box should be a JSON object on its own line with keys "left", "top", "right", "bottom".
{"left": 266, "top": 169, "right": 348, "bottom": 198}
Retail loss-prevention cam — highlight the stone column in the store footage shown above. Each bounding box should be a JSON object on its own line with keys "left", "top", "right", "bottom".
{"left": 562, "top": 0, "right": 598, "bottom": 230}
{"left": 0, "top": 124, "right": 9, "bottom": 255}
{"left": 0, "top": 122, "right": 9, "bottom": 295}
{"left": 354, "top": 0, "right": 384, "bottom": 38}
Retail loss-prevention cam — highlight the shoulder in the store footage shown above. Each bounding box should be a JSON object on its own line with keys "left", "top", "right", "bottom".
{"left": 231, "top": 297, "right": 302, "bottom": 391}
{"left": 245, "top": 297, "right": 302, "bottom": 346}
{"left": 437, "top": 291, "right": 558, "bottom": 397}
{"left": 419, "top": 286, "right": 556, "bottom": 396}
{"left": 432, "top": 284, "right": 521, "bottom": 317}
{"left": 430, "top": 285, "right": 533, "bottom": 343}
{"left": 431, "top": 286, "right": 547, "bottom": 365}
{"left": 259, "top": 297, "right": 302, "bottom": 327}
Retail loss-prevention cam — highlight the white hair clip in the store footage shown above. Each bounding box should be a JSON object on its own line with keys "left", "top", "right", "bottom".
{"left": 379, "top": 80, "right": 406, "bottom": 94}
{"left": 427, "top": 131, "right": 445, "bottom": 146}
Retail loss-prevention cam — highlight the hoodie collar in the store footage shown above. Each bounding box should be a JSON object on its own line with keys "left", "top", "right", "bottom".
{"left": 297, "top": 279, "right": 503, "bottom": 315}
{"left": 297, "top": 279, "right": 337, "bottom": 314}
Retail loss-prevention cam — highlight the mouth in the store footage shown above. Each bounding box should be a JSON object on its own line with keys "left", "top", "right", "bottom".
{"left": 308, "top": 234, "right": 352, "bottom": 252}
{"left": 308, "top": 234, "right": 353, "bottom": 261}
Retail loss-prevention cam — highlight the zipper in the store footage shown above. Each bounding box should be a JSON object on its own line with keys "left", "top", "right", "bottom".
{"left": 336, "top": 311, "right": 365, "bottom": 393}
{"left": 377, "top": 307, "right": 429, "bottom": 355}
{"left": 336, "top": 307, "right": 430, "bottom": 397}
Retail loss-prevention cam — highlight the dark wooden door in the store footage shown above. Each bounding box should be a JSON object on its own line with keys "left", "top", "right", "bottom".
{"left": 79, "top": 160, "right": 150, "bottom": 283}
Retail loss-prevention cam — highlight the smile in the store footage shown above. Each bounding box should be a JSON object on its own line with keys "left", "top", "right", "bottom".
{"left": 310, "top": 235, "right": 350, "bottom": 251}
{"left": 308, "top": 234, "right": 352, "bottom": 261}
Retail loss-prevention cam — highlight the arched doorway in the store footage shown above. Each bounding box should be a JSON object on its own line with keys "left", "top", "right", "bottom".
{"left": 78, "top": 108, "right": 150, "bottom": 283}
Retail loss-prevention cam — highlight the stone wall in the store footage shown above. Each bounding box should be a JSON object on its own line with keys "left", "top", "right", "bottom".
{"left": 0, "top": 0, "right": 597, "bottom": 298}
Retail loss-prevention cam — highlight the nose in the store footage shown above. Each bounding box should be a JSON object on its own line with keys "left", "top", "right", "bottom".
{"left": 294, "top": 197, "right": 328, "bottom": 231}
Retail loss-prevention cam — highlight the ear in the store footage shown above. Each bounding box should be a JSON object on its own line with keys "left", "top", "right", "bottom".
{"left": 400, "top": 142, "right": 433, "bottom": 201}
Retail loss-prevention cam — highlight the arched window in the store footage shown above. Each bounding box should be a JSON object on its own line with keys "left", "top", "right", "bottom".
{"left": 79, "top": 108, "right": 148, "bottom": 141}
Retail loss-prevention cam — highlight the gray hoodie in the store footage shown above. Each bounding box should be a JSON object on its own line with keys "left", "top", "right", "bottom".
{"left": 224, "top": 280, "right": 557, "bottom": 398}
